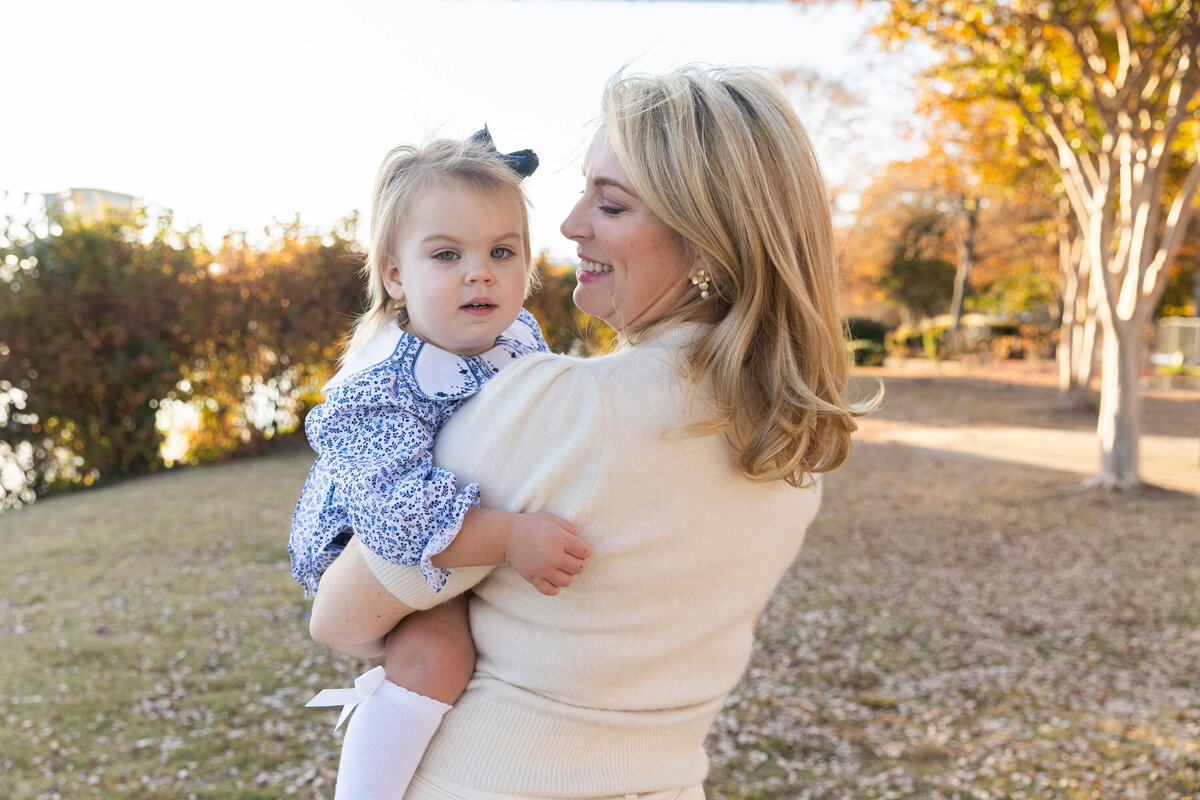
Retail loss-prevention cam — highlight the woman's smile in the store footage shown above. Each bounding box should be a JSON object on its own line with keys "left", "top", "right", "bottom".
{"left": 576, "top": 255, "right": 614, "bottom": 282}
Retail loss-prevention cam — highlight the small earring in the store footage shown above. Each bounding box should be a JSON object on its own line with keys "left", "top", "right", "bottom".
{"left": 689, "top": 269, "right": 710, "bottom": 299}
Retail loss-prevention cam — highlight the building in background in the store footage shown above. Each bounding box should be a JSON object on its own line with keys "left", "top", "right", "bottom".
{"left": 43, "top": 187, "right": 137, "bottom": 218}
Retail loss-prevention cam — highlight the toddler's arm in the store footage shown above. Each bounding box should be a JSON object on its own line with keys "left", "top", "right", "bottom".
{"left": 431, "top": 509, "right": 592, "bottom": 596}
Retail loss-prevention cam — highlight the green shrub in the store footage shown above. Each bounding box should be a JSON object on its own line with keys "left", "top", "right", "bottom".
{"left": 885, "top": 325, "right": 923, "bottom": 358}
{"left": 922, "top": 324, "right": 950, "bottom": 362}
{"left": 0, "top": 209, "right": 364, "bottom": 508}
{"left": 847, "top": 339, "right": 887, "bottom": 367}
{"left": 845, "top": 317, "right": 890, "bottom": 345}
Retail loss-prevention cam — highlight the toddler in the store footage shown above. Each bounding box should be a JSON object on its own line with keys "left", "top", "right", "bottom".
{"left": 289, "top": 129, "right": 592, "bottom": 799}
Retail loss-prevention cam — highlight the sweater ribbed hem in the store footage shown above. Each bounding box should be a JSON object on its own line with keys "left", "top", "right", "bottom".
{"left": 408, "top": 771, "right": 708, "bottom": 800}
{"left": 363, "top": 547, "right": 492, "bottom": 610}
{"left": 418, "top": 677, "right": 716, "bottom": 798}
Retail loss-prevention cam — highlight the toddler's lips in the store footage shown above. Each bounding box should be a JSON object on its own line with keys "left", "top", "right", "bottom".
{"left": 461, "top": 300, "right": 497, "bottom": 315}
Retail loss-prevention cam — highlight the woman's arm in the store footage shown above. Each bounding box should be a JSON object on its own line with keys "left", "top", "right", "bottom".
{"left": 311, "top": 507, "right": 592, "bottom": 654}
{"left": 306, "top": 511, "right": 506, "bottom": 655}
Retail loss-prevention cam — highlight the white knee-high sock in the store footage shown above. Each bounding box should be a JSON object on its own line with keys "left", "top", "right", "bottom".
{"left": 332, "top": 679, "right": 452, "bottom": 800}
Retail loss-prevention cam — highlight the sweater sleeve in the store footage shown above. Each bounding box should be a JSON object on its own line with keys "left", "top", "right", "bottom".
{"left": 309, "top": 377, "right": 478, "bottom": 593}
{"left": 362, "top": 351, "right": 610, "bottom": 608}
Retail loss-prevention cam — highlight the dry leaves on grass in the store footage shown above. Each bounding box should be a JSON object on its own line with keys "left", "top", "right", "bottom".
{"left": 705, "top": 369, "right": 1200, "bottom": 800}
{"left": 2, "top": 366, "right": 1197, "bottom": 799}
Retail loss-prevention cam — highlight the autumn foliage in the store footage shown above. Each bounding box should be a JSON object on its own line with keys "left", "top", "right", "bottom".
{"left": 0, "top": 209, "right": 606, "bottom": 509}
{"left": 0, "top": 211, "right": 361, "bottom": 507}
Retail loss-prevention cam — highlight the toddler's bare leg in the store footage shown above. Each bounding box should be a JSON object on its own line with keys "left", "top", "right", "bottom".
{"left": 309, "top": 537, "right": 421, "bottom": 658}
{"left": 383, "top": 594, "right": 475, "bottom": 704}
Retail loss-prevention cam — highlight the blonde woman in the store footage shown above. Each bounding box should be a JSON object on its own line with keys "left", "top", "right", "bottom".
{"left": 311, "top": 65, "right": 868, "bottom": 799}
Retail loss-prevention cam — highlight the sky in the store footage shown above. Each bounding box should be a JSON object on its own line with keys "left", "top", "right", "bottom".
{"left": 2, "top": 0, "right": 918, "bottom": 260}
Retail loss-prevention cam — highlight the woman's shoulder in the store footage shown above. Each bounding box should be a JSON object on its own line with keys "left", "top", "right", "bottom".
{"left": 465, "top": 322, "right": 705, "bottom": 438}
{"left": 492, "top": 324, "right": 695, "bottom": 394}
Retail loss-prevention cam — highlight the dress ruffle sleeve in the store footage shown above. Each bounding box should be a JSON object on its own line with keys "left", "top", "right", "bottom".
{"left": 288, "top": 309, "right": 549, "bottom": 595}
{"left": 289, "top": 369, "right": 477, "bottom": 594}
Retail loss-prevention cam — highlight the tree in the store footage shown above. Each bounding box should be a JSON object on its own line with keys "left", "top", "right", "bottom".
{"left": 0, "top": 206, "right": 366, "bottom": 509}
{"left": 525, "top": 253, "right": 616, "bottom": 355}
{"left": 841, "top": 152, "right": 1055, "bottom": 329}
{"left": 1056, "top": 196, "right": 1100, "bottom": 408}
{"left": 877, "top": 0, "right": 1200, "bottom": 489}
{"left": 0, "top": 208, "right": 211, "bottom": 502}
{"left": 877, "top": 210, "right": 958, "bottom": 323}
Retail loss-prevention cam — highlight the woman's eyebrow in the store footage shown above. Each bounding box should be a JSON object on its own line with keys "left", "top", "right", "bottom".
{"left": 592, "top": 176, "right": 635, "bottom": 195}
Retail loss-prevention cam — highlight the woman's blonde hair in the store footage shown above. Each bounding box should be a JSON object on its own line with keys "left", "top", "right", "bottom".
{"left": 602, "top": 65, "right": 872, "bottom": 487}
{"left": 345, "top": 137, "right": 537, "bottom": 357}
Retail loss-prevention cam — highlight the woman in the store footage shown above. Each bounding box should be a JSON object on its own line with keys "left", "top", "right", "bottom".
{"left": 310, "top": 65, "right": 866, "bottom": 799}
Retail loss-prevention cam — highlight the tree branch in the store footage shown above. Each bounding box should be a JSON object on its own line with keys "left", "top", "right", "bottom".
{"left": 1049, "top": 4, "right": 1114, "bottom": 110}
{"left": 1154, "top": 45, "right": 1200, "bottom": 171}
{"left": 1113, "top": 1, "right": 1135, "bottom": 86}
{"left": 1144, "top": 148, "right": 1200, "bottom": 301}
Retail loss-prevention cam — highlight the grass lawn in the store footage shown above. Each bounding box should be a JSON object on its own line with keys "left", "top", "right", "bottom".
{"left": 2, "top": 365, "right": 1198, "bottom": 799}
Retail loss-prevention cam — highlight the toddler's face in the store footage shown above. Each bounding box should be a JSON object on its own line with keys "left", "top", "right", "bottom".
{"left": 385, "top": 180, "right": 528, "bottom": 355}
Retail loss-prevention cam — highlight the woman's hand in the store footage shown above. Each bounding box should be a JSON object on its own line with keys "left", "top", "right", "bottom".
{"left": 505, "top": 513, "right": 592, "bottom": 596}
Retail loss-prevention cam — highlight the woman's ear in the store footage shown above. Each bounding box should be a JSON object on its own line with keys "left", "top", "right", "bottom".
{"left": 382, "top": 256, "right": 405, "bottom": 301}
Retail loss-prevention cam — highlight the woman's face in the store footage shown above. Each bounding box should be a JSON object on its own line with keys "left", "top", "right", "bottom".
{"left": 560, "top": 133, "right": 695, "bottom": 334}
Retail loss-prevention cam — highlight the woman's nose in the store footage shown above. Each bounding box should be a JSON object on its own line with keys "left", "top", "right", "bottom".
{"left": 560, "top": 196, "right": 588, "bottom": 242}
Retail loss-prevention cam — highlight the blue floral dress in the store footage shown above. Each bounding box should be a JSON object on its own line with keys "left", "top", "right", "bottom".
{"left": 288, "top": 309, "right": 548, "bottom": 594}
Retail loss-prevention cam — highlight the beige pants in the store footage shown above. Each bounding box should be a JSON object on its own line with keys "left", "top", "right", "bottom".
{"left": 404, "top": 770, "right": 707, "bottom": 800}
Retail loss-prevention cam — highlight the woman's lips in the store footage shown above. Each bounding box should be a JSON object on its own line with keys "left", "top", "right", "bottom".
{"left": 577, "top": 256, "right": 613, "bottom": 283}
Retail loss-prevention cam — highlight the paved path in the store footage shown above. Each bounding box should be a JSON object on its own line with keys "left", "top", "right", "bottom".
{"left": 856, "top": 418, "right": 1200, "bottom": 496}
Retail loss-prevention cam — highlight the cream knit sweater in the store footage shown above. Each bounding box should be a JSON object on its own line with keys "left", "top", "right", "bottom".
{"left": 364, "top": 323, "right": 822, "bottom": 798}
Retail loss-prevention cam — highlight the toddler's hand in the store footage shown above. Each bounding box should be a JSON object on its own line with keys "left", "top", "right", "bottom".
{"left": 505, "top": 513, "right": 592, "bottom": 596}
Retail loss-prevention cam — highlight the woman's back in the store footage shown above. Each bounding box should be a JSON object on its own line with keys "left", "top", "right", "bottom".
{"left": 394, "top": 324, "right": 820, "bottom": 794}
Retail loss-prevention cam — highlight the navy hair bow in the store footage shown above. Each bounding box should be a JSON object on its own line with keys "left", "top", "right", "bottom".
{"left": 470, "top": 126, "right": 539, "bottom": 178}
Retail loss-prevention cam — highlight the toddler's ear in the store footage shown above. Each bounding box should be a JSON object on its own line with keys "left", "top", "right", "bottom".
{"left": 383, "top": 257, "right": 405, "bottom": 301}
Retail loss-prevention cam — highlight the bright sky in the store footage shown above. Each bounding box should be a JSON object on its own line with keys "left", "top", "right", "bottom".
{"left": 3, "top": 0, "right": 916, "bottom": 259}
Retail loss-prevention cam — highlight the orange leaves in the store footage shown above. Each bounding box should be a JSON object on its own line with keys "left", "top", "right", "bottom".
{"left": 0, "top": 210, "right": 365, "bottom": 505}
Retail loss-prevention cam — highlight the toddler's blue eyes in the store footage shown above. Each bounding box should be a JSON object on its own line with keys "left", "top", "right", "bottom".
{"left": 431, "top": 248, "right": 515, "bottom": 261}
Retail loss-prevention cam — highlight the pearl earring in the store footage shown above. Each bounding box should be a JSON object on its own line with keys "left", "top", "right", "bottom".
{"left": 689, "top": 269, "right": 710, "bottom": 299}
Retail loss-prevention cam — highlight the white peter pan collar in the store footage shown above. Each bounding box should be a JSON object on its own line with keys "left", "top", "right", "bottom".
{"left": 323, "top": 311, "right": 543, "bottom": 399}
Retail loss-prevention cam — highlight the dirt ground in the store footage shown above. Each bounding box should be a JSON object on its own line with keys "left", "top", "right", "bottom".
{"left": 844, "top": 360, "right": 1200, "bottom": 496}
{"left": 852, "top": 358, "right": 1200, "bottom": 438}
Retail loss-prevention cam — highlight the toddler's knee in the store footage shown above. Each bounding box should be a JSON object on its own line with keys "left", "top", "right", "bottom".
{"left": 308, "top": 606, "right": 341, "bottom": 649}
{"left": 384, "top": 614, "right": 475, "bottom": 704}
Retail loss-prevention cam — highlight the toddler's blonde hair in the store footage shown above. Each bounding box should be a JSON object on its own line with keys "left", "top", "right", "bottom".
{"left": 345, "top": 137, "right": 536, "bottom": 358}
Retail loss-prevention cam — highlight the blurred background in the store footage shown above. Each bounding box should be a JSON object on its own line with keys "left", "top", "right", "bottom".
{"left": 2, "top": 0, "right": 1197, "bottom": 502}
{"left": 1, "top": 0, "right": 924, "bottom": 504}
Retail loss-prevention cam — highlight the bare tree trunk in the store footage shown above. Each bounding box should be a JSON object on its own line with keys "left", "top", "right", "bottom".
{"left": 948, "top": 196, "right": 979, "bottom": 331}
{"left": 1057, "top": 214, "right": 1095, "bottom": 408}
{"left": 1058, "top": 259, "right": 1081, "bottom": 400}
{"left": 1089, "top": 316, "right": 1144, "bottom": 489}
{"left": 1075, "top": 311, "right": 1098, "bottom": 394}
{"left": 1066, "top": 286, "right": 1099, "bottom": 407}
